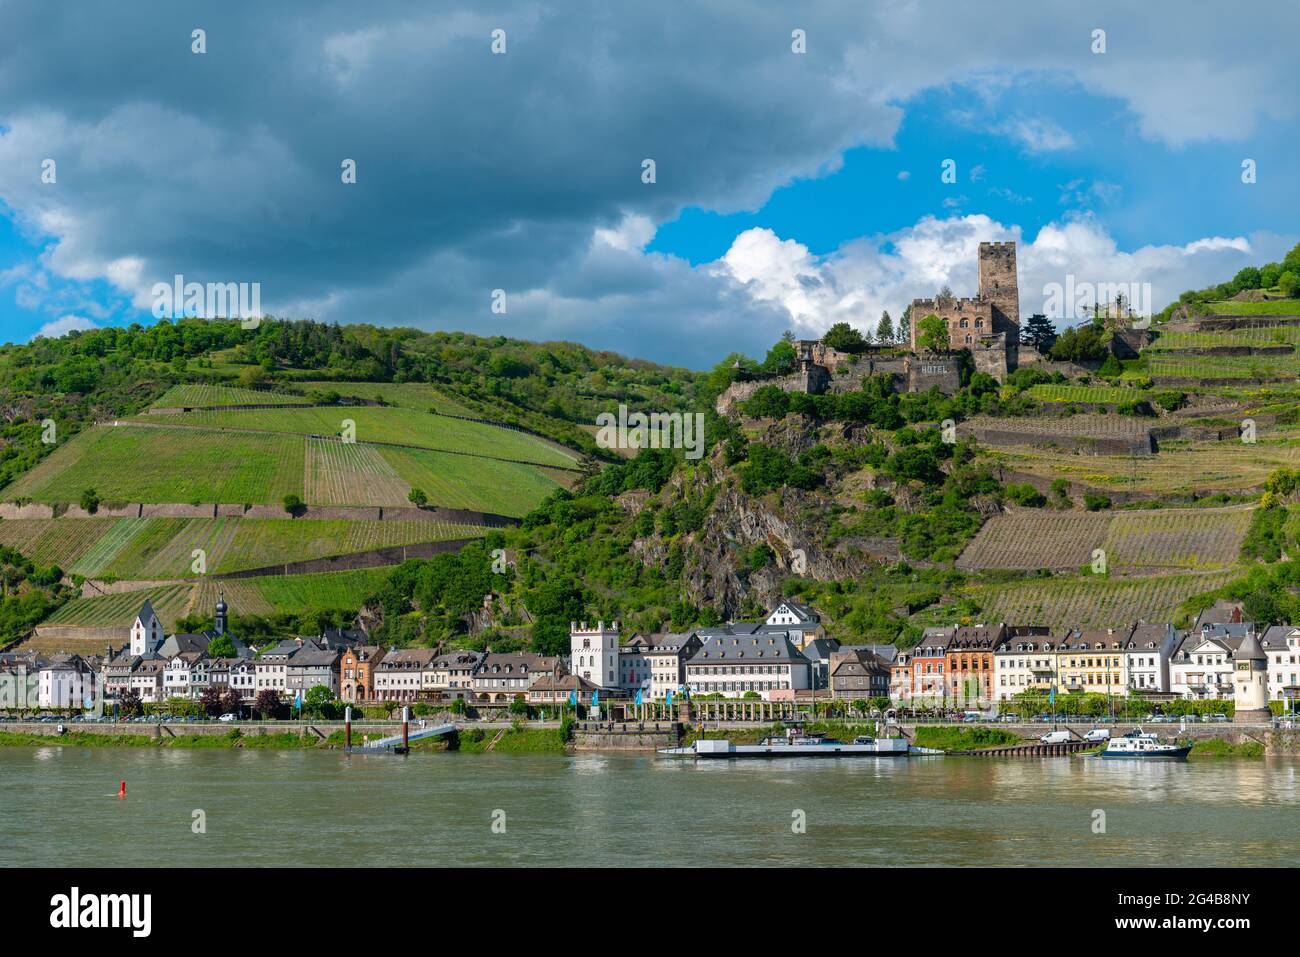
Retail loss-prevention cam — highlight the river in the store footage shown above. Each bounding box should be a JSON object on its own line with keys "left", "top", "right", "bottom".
{"left": 3, "top": 747, "right": 1297, "bottom": 867}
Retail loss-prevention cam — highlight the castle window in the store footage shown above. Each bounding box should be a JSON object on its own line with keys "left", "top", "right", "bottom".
{"left": 975, "top": 319, "right": 983, "bottom": 328}
{"left": 965, "top": 335, "right": 972, "bottom": 343}
{"left": 959, "top": 318, "right": 968, "bottom": 328}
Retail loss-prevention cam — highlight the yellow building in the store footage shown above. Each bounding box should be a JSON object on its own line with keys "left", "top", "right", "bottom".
{"left": 1054, "top": 627, "right": 1130, "bottom": 697}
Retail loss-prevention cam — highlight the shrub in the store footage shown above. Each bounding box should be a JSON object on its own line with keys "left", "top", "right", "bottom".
{"left": 1083, "top": 492, "right": 1112, "bottom": 512}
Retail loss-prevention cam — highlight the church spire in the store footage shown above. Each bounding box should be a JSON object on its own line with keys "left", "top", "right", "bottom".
{"left": 215, "top": 587, "right": 228, "bottom": 635}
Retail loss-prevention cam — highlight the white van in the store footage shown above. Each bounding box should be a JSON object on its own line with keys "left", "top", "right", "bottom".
{"left": 1040, "top": 730, "right": 1072, "bottom": 744}
{"left": 1083, "top": 728, "right": 1111, "bottom": 742}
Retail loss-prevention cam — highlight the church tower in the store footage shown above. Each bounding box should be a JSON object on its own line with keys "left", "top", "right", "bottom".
{"left": 215, "top": 588, "right": 228, "bottom": 636}
{"left": 1233, "top": 632, "right": 1270, "bottom": 723}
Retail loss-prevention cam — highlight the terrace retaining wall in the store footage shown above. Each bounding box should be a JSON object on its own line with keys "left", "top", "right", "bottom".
{"left": 0, "top": 501, "right": 519, "bottom": 527}
{"left": 214, "top": 537, "right": 480, "bottom": 579}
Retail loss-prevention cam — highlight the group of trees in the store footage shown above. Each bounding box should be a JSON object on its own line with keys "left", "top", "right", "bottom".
{"left": 820, "top": 311, "right": 901, "bottom": 353}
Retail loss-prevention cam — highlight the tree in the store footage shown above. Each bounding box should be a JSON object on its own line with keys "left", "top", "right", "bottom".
{"left": 199, "top": 684, "right": 226, "bottom": 716}
{"left": 1049, "top": 325, "right": 1108, "bottom": 362}
{"left": 875, "top": 310, "right": 895, "bottom": 344}
{"left": 118, "top": 687, "right": 142, "bottom": 718}
{"left": 1021, "top": 313, "right": 1058, "bottom": 355}
{"left": 408, "top": 488, "right": 428, "bottom": 507}
{"left": 1279, "top": 271, "right": 1299, "bottom": 298}
{"left": 219, "top": 687, "right": 242, "bottom": 716}
{"left": 821, "top": 322, "right": 867, "bottom": 354}
{"left": 760, "top": 338, "right": 798, "bottom": 375}
{"left": 916, "top": 313, "right": 950, "bottom": 354}
{"left": 282, "top": 493, "right": 303, "bottom": 515}
{"left": 207, "top": 634, "right": 236, "bottom": 658}
{"left": 898, "top": 304, "right": 912, "bottom": 345}
{"left": 303, "top": 685, "right": 339, "bottom": 718}
{"left": 79, "top": 488, "right": 100, "bottom": 514}
{"left": 253, "top": 689, "right": 281, "bottom": 719}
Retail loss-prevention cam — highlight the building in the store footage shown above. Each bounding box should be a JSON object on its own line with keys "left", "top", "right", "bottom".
{"left": 373, "top": 648, "right": 436, "bottom": 702}
{"left": 1233, "top": 632, "right": 1271, "bottom": 723}
{"left": 227, "top": 660, "right": 257, "bottom": 702}
{"left": 527, "top": 673, "right": 598, "bottom": 708}
{"left": 255, "top": 639, "right": 303, "bottom": 698}
{"left": 1170, "top": 623, "right": 1255, "bottom": 699}
{"left": 828, "top": 650, "right": 890, "bottom": 701}
{"left": 129, "top": 659, "right": 166, "bottom": 703}
{"left": 907, "top": 629, "right": 952, "bottom": 706}
{"left": 129, "top": 600, "right": 165, "bottom": 657}
{"left": 339, "top": 645, "right": 386, "bottom": 703}
{"left": 909, "top": 241, "right": 1020, "bottom": 379}
{"left": 763, "top": 600, "right": 824, "bottom": 646}
{"left": 1123, "top": 623, "right": 1180, "bottom": 694}
{"left": 286, "top": 646, "right": 341, "bottom": 699}
{"left": 637, "top": 632, "right": 702, "bottom": 701}
{"left": 422, "top": 650, "right": 483, "bottom": 701}
{"left": 37, "top": 654, "right": 97, "bottom": 708}
{"left": 801, "top": 638, "right": 841, "bottom": 690}
{"left": 684, "top": 630, "right": 810, "bottom": 701}
{"left": 473, "top": 653, "right": 562, "bottom": 703}
{"left": 994, "top": 633, "right": 1066, "bottom": 701}
{"left": 570, "top": 620, "right": 620, "bottom": 692}
{"left": 944, "top": 624, "right": 1008, "bottom": 704}
{"left": 1260, "top": 625, "right": 1300, "bottom": 701}
{"left": 1056, "top": 627, "right": 1131, "bottom": 697}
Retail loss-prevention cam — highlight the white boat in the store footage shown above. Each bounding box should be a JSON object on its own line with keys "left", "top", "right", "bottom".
{"left": 659, "top": 729, "right": 909, "bottom": 758}
{"left": 1100, "top": 728, "right": 1191, "bottom": 760}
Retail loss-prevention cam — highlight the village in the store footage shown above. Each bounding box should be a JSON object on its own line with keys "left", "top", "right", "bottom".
{"left": 2, "top": 591, "right": 1296, "bottom": 728}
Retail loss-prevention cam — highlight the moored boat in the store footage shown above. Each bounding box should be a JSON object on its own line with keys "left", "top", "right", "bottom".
{"left": 1100, "top": 728, "right": 1191, "bottom": 759}
{"left": 659, "top": 727, "right": 909, "bottom": 758}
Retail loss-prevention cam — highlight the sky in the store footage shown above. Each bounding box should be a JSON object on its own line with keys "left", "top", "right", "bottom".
{"left": 0, "top": 0, "right": 1296, "bottom": 369}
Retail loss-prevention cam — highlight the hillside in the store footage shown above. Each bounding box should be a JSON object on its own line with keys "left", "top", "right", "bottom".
{"left": 9, "top": 251, "right": 1300, "bottom": 659}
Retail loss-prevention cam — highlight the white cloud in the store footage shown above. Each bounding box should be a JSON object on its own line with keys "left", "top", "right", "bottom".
{"left": 713, "top": 213, "right": 1296, "bottom": 334}
{"left": 32, "top": 314, "right": 98, "bottom": 340}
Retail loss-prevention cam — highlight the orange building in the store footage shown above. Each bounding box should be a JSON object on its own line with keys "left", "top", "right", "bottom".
{"left": 944, "top": 624, "right": 1008, "bottom": 706}
{"left": 339, "top": 645, "right": 386, "bottom": 703}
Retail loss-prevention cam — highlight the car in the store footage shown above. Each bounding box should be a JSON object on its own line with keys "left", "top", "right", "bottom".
{"left": 997, "top": 714, "right": 1019, "bottom": 722}
{"left": 1183, "top": 713, "right": 1201, "bottom": 723}
{"left": 1040, "top": 730, "right": 1072, "bottom": 744}
{"left": 1210, "top": 713, "right": 1230, "bottom": 723}
{"left": 1034, "top": 713, "right": 1053, "bottom": 722}
{"left": 1083, "top": 728, "right": 1111, "bottom": 742}
{"left": 961, "top": 712, "right": 982, "bottom": 723}
{"left": 218, "top": 713, "right": 238, "bottom": 723}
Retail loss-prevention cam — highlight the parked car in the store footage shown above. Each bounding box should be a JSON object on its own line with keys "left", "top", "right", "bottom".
{"left": 1210, "top": 713, "right": 1230, "bottom": 723}
{"left": 1083, "top": 728, "right": 1111, "bottom": 742}
{"left": 1040, "top": 730, "right": 1072, "bottom": 744}
{"left": 961, "top": 711, "right": 982, "bottom": 723}
{"left": 997, "top": 714, "right": 1019, "bottom": 722}
{"left": 1034, "top": 713, "right": 1053, "bottom": 722}
{"left": 1183, "top": 713, "right": 1201, "bottom": 723}
{"left": 218, "top": 713, "right": 238, "bottom": 723}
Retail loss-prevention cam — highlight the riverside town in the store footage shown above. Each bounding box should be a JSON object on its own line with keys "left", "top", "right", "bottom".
{"left": 0, "top": 0, "right": 1292, "bottom": 925}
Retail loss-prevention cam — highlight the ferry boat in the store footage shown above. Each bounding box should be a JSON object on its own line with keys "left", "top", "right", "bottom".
{"left": 1100, "top": 729, "right": 1191, "bottom": 760}
{"left": 659, "top": 728, "right": 909, "bottom": 759}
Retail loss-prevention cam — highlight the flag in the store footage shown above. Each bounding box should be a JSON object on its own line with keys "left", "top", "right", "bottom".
{"left": 592, "top": 690, "right": 599, "bottom": 708}
{"left": 568, "top": 690, "right": 576, "bottom": 707}
{"left": 666, "top": 691, "right": 673, "bottom": 708}
{"left": 1048, "top": 685, "right": 1056, "bottom": 707}
{"left": 635, "top": 689, "right": 643, "bottom": 706}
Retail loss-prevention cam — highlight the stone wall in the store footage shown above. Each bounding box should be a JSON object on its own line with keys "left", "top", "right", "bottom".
{"left": 905, "top": 356, "right": 961, "bottom": 394}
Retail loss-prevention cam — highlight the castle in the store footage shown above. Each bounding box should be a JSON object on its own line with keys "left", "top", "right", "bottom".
{"left": 909, "top": 241, "right": 1022, "bottom": 380}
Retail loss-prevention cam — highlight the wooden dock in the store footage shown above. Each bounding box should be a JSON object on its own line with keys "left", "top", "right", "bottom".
{"left": 951, "top": 740, "right": 1095, "bottom": 757}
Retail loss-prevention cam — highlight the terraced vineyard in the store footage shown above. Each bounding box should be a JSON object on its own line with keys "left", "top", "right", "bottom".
{"left": 1, "top": 425, "right": 306, "bottom": 505}
{"left": 294, "top": 380, "right": 474, "bottom": 416}
{"left": 963, "top": 415, "right": 1151, "bottom": 440}
{"left": 136, "top": 406, "right": 578, "bottom": 468}
{"left": 1148, "top": 352, "right": 1300, "bottom": 381}
{"left": 306, "top": 439, "right": 412, "bottom": 506}
{"left": 380, "top": 445, "right": 561, "bottom": 516}
{"left": 983, "top": 431, "right": 1300, "bottom": 496}
{"left": 1026, "top": 384, "right": 1143, "bottom": 404}
{"left": 42, "top": 569, "right": 391, "bottom": 633}
{"left": 151, "top": 383, "right": 311, "bottom": 409}
{"left": 1150, "top": 326, "right": 1300, "bottom": 350}
{"left": 1204, "top": 299, "right": 1300, "bottom": 316}
{"left": 956, "top": 506, "right": 1253, "bottom": 573}
{"left": 0, "top": 518, "right": 116, "bottom": 570}
{"left": 958, "top": 569, "right": 1243, "bottom": 631}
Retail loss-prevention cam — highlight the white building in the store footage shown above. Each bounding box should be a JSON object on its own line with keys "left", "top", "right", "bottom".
{"left": 129, "top": 600, "right": 165, "bottom": 657}
{"left": 763, "top": 600, "right": 823, "bottom": 647}
{"left": 1169, "top": 624, "right": 1255, "bottom": 700}
{"left": 993, "top": 635, "right": 1063, "bottom": 701}
{"left": 620, "top": 632, "right": 702, "bottom": 700}
{"left": 1233, "top": 632, "right": 1270, "bottom": 721}
{"left": 373, "top": 648, "right": 435, "bottom": 702}
{"left": 37, "top": 656, "right": 97, "bottom": 709}
{"left": 1260, "top": 625, "right": 1300, "bottom": 700}
{"left": 571, "top": 620, "right": 620, "bottom": 692}
{"left": 685, "top": 629, "right": 810, "bottom": 701}
{"left": 1123, "top": 622, "right": 1179, "bottom": 694}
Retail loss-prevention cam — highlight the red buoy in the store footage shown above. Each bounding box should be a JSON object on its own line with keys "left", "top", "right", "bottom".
{"left": 119, "top": 781, "right": 126, "bottom": 800}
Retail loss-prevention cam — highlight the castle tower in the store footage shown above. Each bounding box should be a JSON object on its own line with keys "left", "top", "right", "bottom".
{"left": 977, "top": 241, "right": 1020, "bottom": 341}
{"left": 1232, "top": 632, "right": 1270, "bottom": 724}
{"left": 570, "top": 619, "right": 620, "bottom": 692}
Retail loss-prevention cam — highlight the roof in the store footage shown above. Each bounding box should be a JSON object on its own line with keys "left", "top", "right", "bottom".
{"left": 529, "top": 674, "right": 598, "bottom": 693}
{"left": 770, "top": 600, "right": 818, "bottom": 622}
{"left": 1260, "top": 625, "right": 1300, "bottom": 650}
{"left": 287, "top": 647, "right": 342, "bottom": 669}
{"left": 691, "top": 631, "right": 808, "bottom": 665}
{"left": 800, "top": 638, "right": 840, "bottom": 662}
{"left": 1234, "top": 632, "right": 1267, "bottom": 662}
{"left": 431, "top": 650, "right": 484, "bottom": 669}
{"left": 376, "top": 648, "right": 437, "bottom": 670}
{"left": 476, "top": 653, "right": 560, "bottom": 676}
{"left": 136, "top": 599, "right": 158, "bottom": 624}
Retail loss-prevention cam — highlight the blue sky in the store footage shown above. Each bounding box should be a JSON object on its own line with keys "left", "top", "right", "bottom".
{"left": 1, "top": 1, "right": 1296, "bottom": 367}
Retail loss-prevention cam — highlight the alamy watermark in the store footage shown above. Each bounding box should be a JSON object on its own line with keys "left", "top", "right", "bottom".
{"left": 1042, "top": 274, "right": 1152, "bottom": 325}
{"left": 152, "top": 274, "right": 261, "bottom": 327}
{"left": 594, "top": 404, "right": 705, "bottom": 460}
